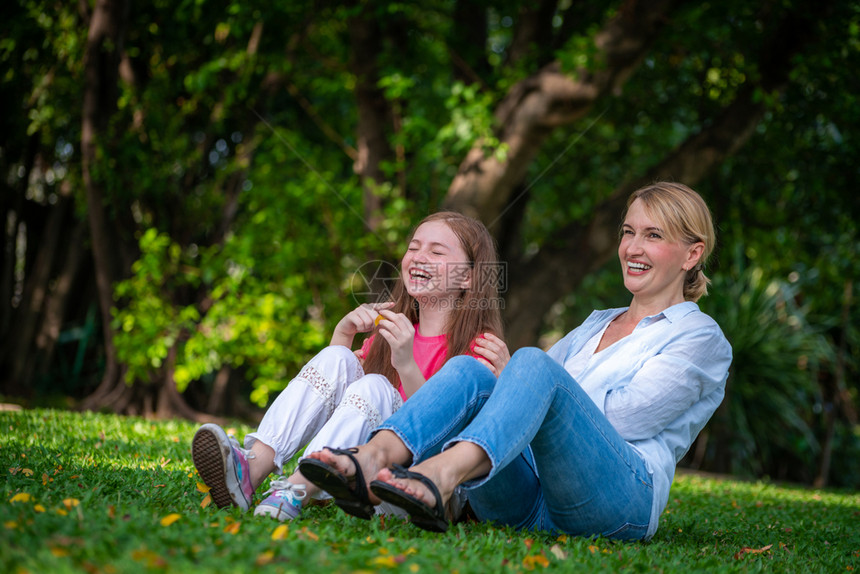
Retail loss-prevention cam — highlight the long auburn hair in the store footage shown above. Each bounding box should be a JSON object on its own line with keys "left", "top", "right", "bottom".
{"left": 361, "top": 212, "right": 504, "bottom": 386}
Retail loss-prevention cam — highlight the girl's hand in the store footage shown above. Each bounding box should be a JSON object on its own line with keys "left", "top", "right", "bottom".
{"left": 472, "top": 333, "right": 511, "bottom": 376}
{"left": 330, "top": 302, "right": 394, "bottom": 347}
{"left": 375, "top": 309, "right": 418, "bottom": 374}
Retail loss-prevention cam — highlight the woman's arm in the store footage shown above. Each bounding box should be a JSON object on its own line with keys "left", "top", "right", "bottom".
{"left": 603, "top": 326, "right": 732, "bottom": 440}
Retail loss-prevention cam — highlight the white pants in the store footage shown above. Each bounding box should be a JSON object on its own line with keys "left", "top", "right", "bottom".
{"left": 245, "top": 345, "right": 403, "bottom": 476}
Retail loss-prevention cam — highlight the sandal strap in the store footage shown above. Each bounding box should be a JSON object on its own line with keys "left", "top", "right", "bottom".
{"left": 323, "top": 446, "right": 369, "bottom": 503}
{"left": 388, "top": 463, "right": 444, "bottom": 516}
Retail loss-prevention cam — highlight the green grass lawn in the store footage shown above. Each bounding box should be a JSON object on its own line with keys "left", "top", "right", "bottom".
{"left": 1, "top": 408, "right": 858, "bottom": 573}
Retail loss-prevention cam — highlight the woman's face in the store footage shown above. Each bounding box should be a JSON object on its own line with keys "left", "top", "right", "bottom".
{"left": 618, "top": 199, "right": 703, "bottom": 306}
{"left": 401, "top": 220, "right": 471, "bottom": 304}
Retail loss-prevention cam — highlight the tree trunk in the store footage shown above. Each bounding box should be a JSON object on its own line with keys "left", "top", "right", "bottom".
{"left": 34, "top": 214, "right": 87, "bottom": 372}
{"left": 78, "top": 0, "right": 130, "bottom": 412}
{"left": 348, "top": 5, "right": 394, "bottom": 232}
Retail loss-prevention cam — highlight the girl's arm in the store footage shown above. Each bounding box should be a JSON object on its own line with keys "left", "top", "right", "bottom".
{"left": 330, "top": 302, "right": 394, "bottom": 348}
{"left": 375, "top": 309, "right": 424, "bottom": 398}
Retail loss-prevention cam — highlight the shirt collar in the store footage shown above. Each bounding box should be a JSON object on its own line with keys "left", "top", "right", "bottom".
{"left": 657, "top": 301, "right": 698, "bottom": 323}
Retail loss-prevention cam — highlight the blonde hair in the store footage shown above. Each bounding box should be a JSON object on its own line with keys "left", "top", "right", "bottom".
{"left": 625, "top": 182, "right": 715, "bottom": 302}
{"left": 361, "top": 212, "right": 504, "bottom": 386}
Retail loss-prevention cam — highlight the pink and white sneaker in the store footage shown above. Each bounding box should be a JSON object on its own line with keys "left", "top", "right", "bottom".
{"left": 192, "top": 423, "right": 255, "bottom": 511}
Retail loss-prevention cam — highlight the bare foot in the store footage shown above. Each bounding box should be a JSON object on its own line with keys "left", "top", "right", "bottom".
{"left": 375, "top": 464, "right": 454, "bottom": 515}
{"left": 305, "top": 447, "right": 384, "bottom": 504}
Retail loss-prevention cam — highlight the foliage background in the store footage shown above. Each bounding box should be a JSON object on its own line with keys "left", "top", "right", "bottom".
{"left": 2, "top": 0, "right": 859, "bottom": 488}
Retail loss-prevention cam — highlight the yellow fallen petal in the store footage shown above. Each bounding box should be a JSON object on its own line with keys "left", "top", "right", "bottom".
{"left": 200, "top": 494, "right": 212, "bottom": 509}
{"left": 50, "top": 547, "right": 69, "bottom": 557}
{"left": 62, "top": 498, "right": 80, "bottom": 510}
{"left": 160, "top": 513, "right": 181, "bottom": 527}
{"left": 196, "top": 482, "right": 211, "bottom": 493}
{"left": 55, "top": 508, "right": 68, "bottom": 516}
{"left": 256, "top": 550, "right": 275, "bottom": 566}
{"left": 9, "top": 493, "right": 32, "bottom": 503}
{"left": 4, "top": 521, "right": 18, "bottom": 529}
{"left": 271, "top": 524, "right": 289, "bottom": 540}
{"left": 224, "top": 521, "right": 241, "bottom": 535}
{"left": 22, "top": 468, "right": 34, "bottom": 477}
{"left": 34, "top": 504, "right": 46, "bottom": 513}
{"left": 409, "top": 565, "right": 420, "bottom": 573}
{"left": 371, "top": 556, "right": 398, "bottom": 568}
{"left": 300, "top": 527, "right": 318, "bottom": 541}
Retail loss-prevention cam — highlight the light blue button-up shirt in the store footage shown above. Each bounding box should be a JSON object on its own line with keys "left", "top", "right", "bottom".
{"left": 546, "top": 301, "right": 732, "bottom": 538}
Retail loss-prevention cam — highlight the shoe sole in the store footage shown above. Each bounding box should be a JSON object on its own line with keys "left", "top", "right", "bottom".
{"left": 254, "top": 504, "right": 297, "bottom": 521}
{"left": 371, "top": 480, "right": 448, "bottom": 533}
{"left": 192, "top": 425, "right": 247, "bottom": 510}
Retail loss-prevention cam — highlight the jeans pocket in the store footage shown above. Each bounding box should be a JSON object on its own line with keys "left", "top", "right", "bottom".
{"left": 603, "top": 521, "right": 649, "bottom": 541}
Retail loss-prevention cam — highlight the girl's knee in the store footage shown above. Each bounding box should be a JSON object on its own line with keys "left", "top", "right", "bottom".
{"left": 343, "top": 374, "right": 398, "bottom": 402}
{"left": 315, "top": 345, "right": 359, "bottom": 365}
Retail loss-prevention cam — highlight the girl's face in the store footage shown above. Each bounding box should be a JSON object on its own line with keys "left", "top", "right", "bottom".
{"left": 618, "top": 199, "right": 703, "bottom": 307}
{"left": 402, "top": 220, "right": 471, "bottom": 304}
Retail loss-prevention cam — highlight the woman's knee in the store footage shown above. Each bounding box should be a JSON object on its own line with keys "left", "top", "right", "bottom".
{"left": 510, "top": 347, "right": 548, "bottom": 365}
{"left": 434, "top": 355, "right": 496, "bottom": 394}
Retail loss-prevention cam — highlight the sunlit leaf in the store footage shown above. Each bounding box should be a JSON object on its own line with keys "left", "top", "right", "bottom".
{"left": 271, "top": 524, "right": 289, "bottom": 540}
{"left": 522, "top": 552, "right": 549, "bottom": 569}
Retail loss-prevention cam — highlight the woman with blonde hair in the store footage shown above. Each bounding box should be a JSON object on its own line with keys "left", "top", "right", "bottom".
{"left": 304, "top": 182, "right": 732, "bottom": 539}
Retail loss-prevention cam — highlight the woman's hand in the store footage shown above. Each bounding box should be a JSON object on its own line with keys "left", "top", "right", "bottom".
{"left": 472, "top": 333, "right": 511, "bottom": 376}
{"left": 330, "top": 302, "right": 394, "bottom": 348}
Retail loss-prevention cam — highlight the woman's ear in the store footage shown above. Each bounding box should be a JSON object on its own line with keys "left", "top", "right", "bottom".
{"left": 686, "top": 241, "right": 705, "bottom": 269}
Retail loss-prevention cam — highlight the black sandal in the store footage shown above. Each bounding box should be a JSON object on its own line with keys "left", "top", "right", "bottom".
{"left": 370, "top": 464, "right": 449, "bottom": 533}
{"left": 298, "top": 447, "right": 374, "bottom": 520}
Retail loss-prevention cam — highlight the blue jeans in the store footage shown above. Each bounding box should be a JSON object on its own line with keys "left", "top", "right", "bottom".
{"left": 375, "top": 348, "right": 653, "bottom": 540}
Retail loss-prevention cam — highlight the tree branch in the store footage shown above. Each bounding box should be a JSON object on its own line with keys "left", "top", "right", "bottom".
{"left": 443, "top": 0, "right": 683, "bottom": 223}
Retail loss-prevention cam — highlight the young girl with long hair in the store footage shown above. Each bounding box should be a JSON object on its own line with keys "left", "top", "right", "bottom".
{"left": 192, "top": 211, "right": 509, "bottom": 522}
